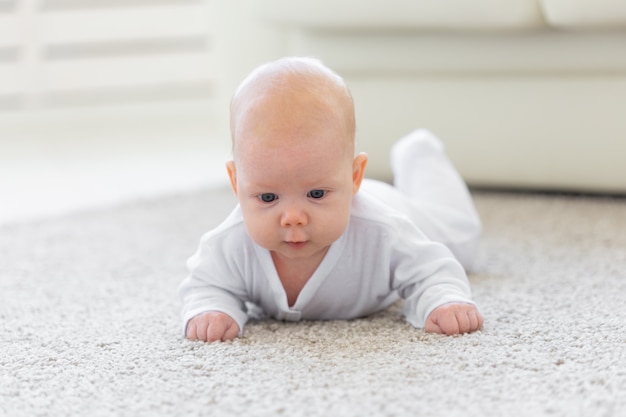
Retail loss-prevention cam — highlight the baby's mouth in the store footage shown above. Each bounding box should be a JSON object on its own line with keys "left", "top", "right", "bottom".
{"left": 285, "top": 241, "right": 308, "bottom": 249}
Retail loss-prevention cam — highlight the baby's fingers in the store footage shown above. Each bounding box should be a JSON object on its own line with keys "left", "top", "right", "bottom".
{"left": 205, "top": 314, "right": 239, "bottom": 342}
{"left": 468, "top": 309, "right": 484, "bottom": 332}
{"left": 425, "top": 303, "right": 483, "bottom": 335}
{"left": 425, "top": 312, "right": 453, "bottom": 334}
{"left": 185, "top": 316, "right": 210, "bottom": 341}
{"left": 185, "top": 320, "right": 200, "bottom": 340}
{"left": 185, "top": 311, "right": 239, "bottom": 342}
{"left": 452, "top": 307, "right": 483, "bottom": 334}
{"left": 220, "top": 319, "right": 240, "bottom": 341}
{"left": 454, "top": 310, "right": 471, "bottom": 334}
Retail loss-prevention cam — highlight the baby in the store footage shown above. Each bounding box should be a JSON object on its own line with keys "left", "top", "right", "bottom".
{"left": 179, "top": 57, "right": 484, "bottom": 342}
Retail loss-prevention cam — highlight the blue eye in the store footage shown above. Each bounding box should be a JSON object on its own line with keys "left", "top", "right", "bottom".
{"left": 307, "top": 189, "right": 327, "bottom": 199}
{"left": 258, "top": 193, "right": 278, "bottom": 203}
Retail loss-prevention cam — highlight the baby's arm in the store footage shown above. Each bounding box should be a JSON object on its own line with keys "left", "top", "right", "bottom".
{"left": 185, "top": 311, "right": 240, "bottom": 342}
{"left": 425, "top": 303, "right": 483, "bottom": 335}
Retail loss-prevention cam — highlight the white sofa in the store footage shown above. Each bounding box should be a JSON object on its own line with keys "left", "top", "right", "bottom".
{"left": 211, "top": 0, "right": 626, "bottom": 193}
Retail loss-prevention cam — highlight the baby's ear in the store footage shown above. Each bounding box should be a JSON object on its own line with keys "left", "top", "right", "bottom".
{"left": 226, "top": 161, "right": 238, "bottom": 196}
{"left": 352, "top": 153, "right": 368, "bottom": 194}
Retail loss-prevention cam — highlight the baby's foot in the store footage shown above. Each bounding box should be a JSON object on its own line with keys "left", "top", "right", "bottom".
{"left": 391, "top": 129, "right": 452, "bottom": 198}
{"left": 390, "top": 129, "right": 481, "bottom": 269}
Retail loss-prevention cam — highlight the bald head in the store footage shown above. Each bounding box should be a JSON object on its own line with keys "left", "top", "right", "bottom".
{"left": 229, "top": 57, "right": 356, "bottom": 157}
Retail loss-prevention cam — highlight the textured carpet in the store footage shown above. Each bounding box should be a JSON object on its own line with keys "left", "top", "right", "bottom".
{"left": 1, "top": 187, "right": 625, "bottom": 417}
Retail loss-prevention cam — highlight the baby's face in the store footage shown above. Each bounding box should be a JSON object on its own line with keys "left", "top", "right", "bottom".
{"left": 228, "top": 103, "right": 364, "bottom": 265}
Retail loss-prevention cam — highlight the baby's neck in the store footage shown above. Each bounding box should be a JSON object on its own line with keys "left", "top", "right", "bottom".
{"left": 271, "top": 248, "right": 329, "bottom": 307}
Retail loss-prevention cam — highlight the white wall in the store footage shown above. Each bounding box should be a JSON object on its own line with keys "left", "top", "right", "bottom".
{"left": 0, "top": 0, "right": 231, "bottom": 224}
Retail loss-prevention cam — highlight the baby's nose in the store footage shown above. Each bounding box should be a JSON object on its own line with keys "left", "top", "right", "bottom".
{"left": 280, "top": 206, "right": 307, "bottom": 227}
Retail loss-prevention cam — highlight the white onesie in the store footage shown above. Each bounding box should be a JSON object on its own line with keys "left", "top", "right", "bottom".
{"left": 178, "top": 129, "right": 481, "bottom": 335}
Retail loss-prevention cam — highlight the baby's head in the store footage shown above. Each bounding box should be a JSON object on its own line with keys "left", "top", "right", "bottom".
{"left": 229, "top": 56, "right": 356, "bottom": 156}
{"left": 226, "top": 57, "right": 368, "bottom": 263}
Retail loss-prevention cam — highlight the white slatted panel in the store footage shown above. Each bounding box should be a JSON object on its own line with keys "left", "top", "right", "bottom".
{"left": 0, "top": 17, "right": 20, "bottom": 96}
{"left": 42, "top": 7, "right": 209, "bottom": 43}
{"left": 0, "top": 2, "right": 23, "bottom": 105}
{"left": 0, "top": 64, "right": 20, "bottom": 97}
{"left": 0, "top": 14, "right": 19, "bottom": 46}
{"left": 0, "top": 0, "right": 214, "bottom": 111}
{"left": 46, "top": 55, "right": 213, "bottom": 90}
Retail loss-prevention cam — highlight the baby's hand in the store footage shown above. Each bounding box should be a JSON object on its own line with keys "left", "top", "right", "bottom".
{"left": 185, "top": 311, "right": 240, "bottom": 342}
{"left": 425, "top": 303, "right": 483, "bottom": 335}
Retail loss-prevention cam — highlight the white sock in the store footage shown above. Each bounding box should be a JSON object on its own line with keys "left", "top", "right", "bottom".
{"left": 389, "top": 129, "right": 482, "bottom": 269}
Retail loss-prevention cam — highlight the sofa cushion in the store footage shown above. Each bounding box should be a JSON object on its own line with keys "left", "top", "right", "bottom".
{"left": 252, "top": 0, "right": 546, "bottom": 31}
{"left": 291, "top": 31, "right": 626, "bottom": 74}
{"left": 542, "top": 0, "right": 626, "bottom": 28}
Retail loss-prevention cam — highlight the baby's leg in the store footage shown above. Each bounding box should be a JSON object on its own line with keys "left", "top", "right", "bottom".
{"left": 365, "top": 129, "right": 481, "bottom": 269}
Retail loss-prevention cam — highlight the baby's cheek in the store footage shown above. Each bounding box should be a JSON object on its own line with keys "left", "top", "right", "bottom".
{"left": 245, "top": 212, "right": 280, "bottom": 246}
{"left": 322, "top": 209, "right": 350, "bottom": 241}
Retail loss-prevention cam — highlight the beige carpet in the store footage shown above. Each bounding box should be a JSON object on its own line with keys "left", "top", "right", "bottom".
{"left": 1, "top": 187, "right": 624, "bottom": 417}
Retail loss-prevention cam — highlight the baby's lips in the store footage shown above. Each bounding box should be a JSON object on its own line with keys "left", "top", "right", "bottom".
{"left": 285, "top": 241, "right": 308, "bottom": 249}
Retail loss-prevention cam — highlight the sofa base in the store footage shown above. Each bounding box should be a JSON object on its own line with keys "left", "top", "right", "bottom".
{"left": 346, "top": 75, "right": 626, "bottom": 194}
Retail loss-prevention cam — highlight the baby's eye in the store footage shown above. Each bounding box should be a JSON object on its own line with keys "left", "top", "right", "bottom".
{"left": 307, "top": 189, "right": 327, "bottom": 199}
{"left": 258, "top": 193, "right": 278, "bottom": 203}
